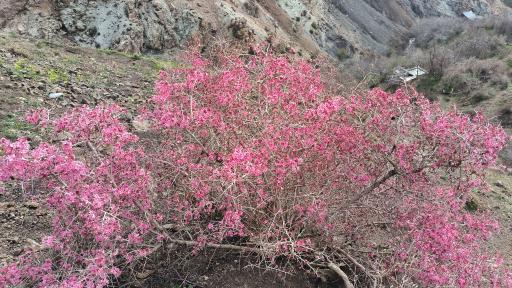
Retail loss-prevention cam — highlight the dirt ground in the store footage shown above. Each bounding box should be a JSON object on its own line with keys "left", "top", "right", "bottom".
{"left": 139, "top": 251, "right": 339, "bottom": 288}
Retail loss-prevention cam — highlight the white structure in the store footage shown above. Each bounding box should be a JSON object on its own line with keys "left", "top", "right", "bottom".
{"left": 392, "top": 66, "right": 428, "bottom": 83}
{"left": 463, "top": 11, "right": 483, "bottom": 21}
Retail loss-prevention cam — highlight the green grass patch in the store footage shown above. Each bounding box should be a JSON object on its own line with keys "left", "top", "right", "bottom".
{"left": 36, "top": 41, "right": 49, "bottom": 49}
{"left": 11, "top": 59, "right": 39, "bottom": 79}
{"left": 149, "top": 58, "right": 178, "bottom": 71}
{"left": 506, "top": 58, "right": 512, "bottom": 69}
{"left": 416, "top": 74, "right": 441, "bottom": 93}
{"left": 62, "top": 55, "right": 82, "bottom": 66}
{"left": 0, "top": 114, "right": 35, "bottom": 141}
{"left": 130, "top": 54, "right": 142, "bottom": 61}
{"left": 101, "top": 49, "right": 142, "bottom": 61}
{"left": 47, "top": 67, "right": 70, "bottom": 85}
{"left": 101, "top": 49, "right": 118, "bottom": 56}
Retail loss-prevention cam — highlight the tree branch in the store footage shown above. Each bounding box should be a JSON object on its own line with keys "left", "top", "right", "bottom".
{"left": 342, "top": 169, "right": 396, "bottom": 209}
{"left": 166, "top": 238, "right": 262, "bottom": 254}
{"left": 336, "top": 248, "right": 374, "bottom": 279}
{"left": 327, "top": 262, "right": 354, "bottom": 288}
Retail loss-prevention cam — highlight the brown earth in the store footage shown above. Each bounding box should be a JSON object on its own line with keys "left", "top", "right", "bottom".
{"left": 0, "top": 0, "right": 27, "bottom": 27}
{"left": 0, "top": 31, "right": 160, "bottom": 273}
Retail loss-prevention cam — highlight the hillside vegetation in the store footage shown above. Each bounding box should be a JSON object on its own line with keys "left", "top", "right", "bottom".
{"left": 343, "top": 16, "right": 512, "bottom": 160}
{"left": 1, "top": 5, "right": 512, "bottom": 288}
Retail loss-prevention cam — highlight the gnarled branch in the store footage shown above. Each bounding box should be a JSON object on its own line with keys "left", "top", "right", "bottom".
{"left": 327, "top": 262, "right": 354, "bottom": 288}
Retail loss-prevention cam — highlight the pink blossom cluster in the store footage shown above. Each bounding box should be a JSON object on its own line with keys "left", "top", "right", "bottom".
{"left": 0, "top": 46, "right": 510, "bottom": 287}
{"left": 143, "top": 47, "right": 510, "bottom": 286}
{"left": 1, "top": 105, "right": 155, "bottom": 287}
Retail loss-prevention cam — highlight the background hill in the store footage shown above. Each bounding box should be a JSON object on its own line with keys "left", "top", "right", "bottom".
{"left": 1, "top": 0, "right": 511, "bottom": 58}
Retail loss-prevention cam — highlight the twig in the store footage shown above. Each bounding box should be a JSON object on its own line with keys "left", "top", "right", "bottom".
{"left": 86, "top": 141, "right": 100, "bottom": 156}
{"left": 143, "top": 208, "right": 264, "bottom": 254}
{"left": 335, "top": 247, "right": 380, "bottom": 287}
{"left": 140, "top": 205, "right": 374, "bottom": 286}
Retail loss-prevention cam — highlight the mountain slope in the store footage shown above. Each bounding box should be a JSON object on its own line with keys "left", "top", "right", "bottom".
{"left": 0, "top": 0, "right": 510, "bottom": 58}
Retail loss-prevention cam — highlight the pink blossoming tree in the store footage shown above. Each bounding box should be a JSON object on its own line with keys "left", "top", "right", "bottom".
{"left": 0, "top": 45, "right": 510, "bottom": 287}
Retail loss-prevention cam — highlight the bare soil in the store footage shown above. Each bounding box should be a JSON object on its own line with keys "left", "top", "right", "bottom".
{"left": 138, "top": 250, "right": 338, "bottom": 288}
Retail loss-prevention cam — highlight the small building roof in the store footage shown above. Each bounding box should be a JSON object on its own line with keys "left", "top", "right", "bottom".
{"left": 405, "top": 66, "right": 427, "bottom": 77}
{"left": 391, "top": 65, "right": 428, "bottom": 83}
{"left": 463, "top": 11, "right": 483, "bottom": 21}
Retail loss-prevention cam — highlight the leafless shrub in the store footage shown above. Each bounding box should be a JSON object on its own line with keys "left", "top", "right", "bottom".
{"left": 342, "top": 54, "right": 397, "bottom": 86}
{"left": 461, "top": 58, "right": 507, "bottom": 80}
{"left": 453, "top": 31, "right": 506, "bottom": 59}
{"left": 440, "top": 71, "right": 479, "bottom": 95}
{"left": 425, "top": 45, "right": 456, "bottom": 77}
{"left": 483, "top": 16, "right": 512, "bottom": 41}
{"left": 441, "top": 58, "right": 508, "bottom": 95}
{"left": 243, "top": 0, "right": 260, "bottom": 18}
{"left": 228, "top": 18, "right": 255, "bottom": 42}
{"left": 409, "top": 17, "right": 466, "bottom": 49}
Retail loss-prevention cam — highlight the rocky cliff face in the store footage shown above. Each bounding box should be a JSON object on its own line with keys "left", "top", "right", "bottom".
{"left": 1, "top": 0, "right": 201, "bottom": 53}
{"left": 0, "top": 0, "right": 510, "bottom": 57}
{"left": 58, "top": 0, "right": 201, "bottom": 52}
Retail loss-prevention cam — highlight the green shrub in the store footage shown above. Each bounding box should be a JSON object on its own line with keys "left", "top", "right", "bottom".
{"left": 336, "top": 48, "right": 351, "bottom": 61}
{"left": 12, "top": 59, "right": 39, "bottom": 79}
{"left": 47, "top": 68, "right": 70, "bottom": 84}
{"left": 416, "top": 74, "right": 441, "bottom": 93}
{"left": 464, "top": 198, "right": 479, "bottom": 212}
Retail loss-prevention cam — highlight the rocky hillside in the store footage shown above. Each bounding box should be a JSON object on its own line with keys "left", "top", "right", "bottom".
{"left": 1, "top": 0, "right": 510, "bottom": 58}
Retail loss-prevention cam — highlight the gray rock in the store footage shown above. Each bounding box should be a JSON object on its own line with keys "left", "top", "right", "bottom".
{"left": 48, "top": 92, "right": 64, "bottom": 99}
{"left": 58, "top": 0, "right": 201, "bottom": 53}
{"left": 11, "top": 248, "right": 23, "bottom": 257}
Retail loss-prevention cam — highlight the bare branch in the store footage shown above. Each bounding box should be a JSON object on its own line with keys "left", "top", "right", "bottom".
{"left": 166, "top": 238, "right": 262, "bottom": 254}
{"left": 342, "top": 169, "right": 397, "bottom": 209}
{"left": 327, "top": 262, "right": 354, "bottom": 288}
